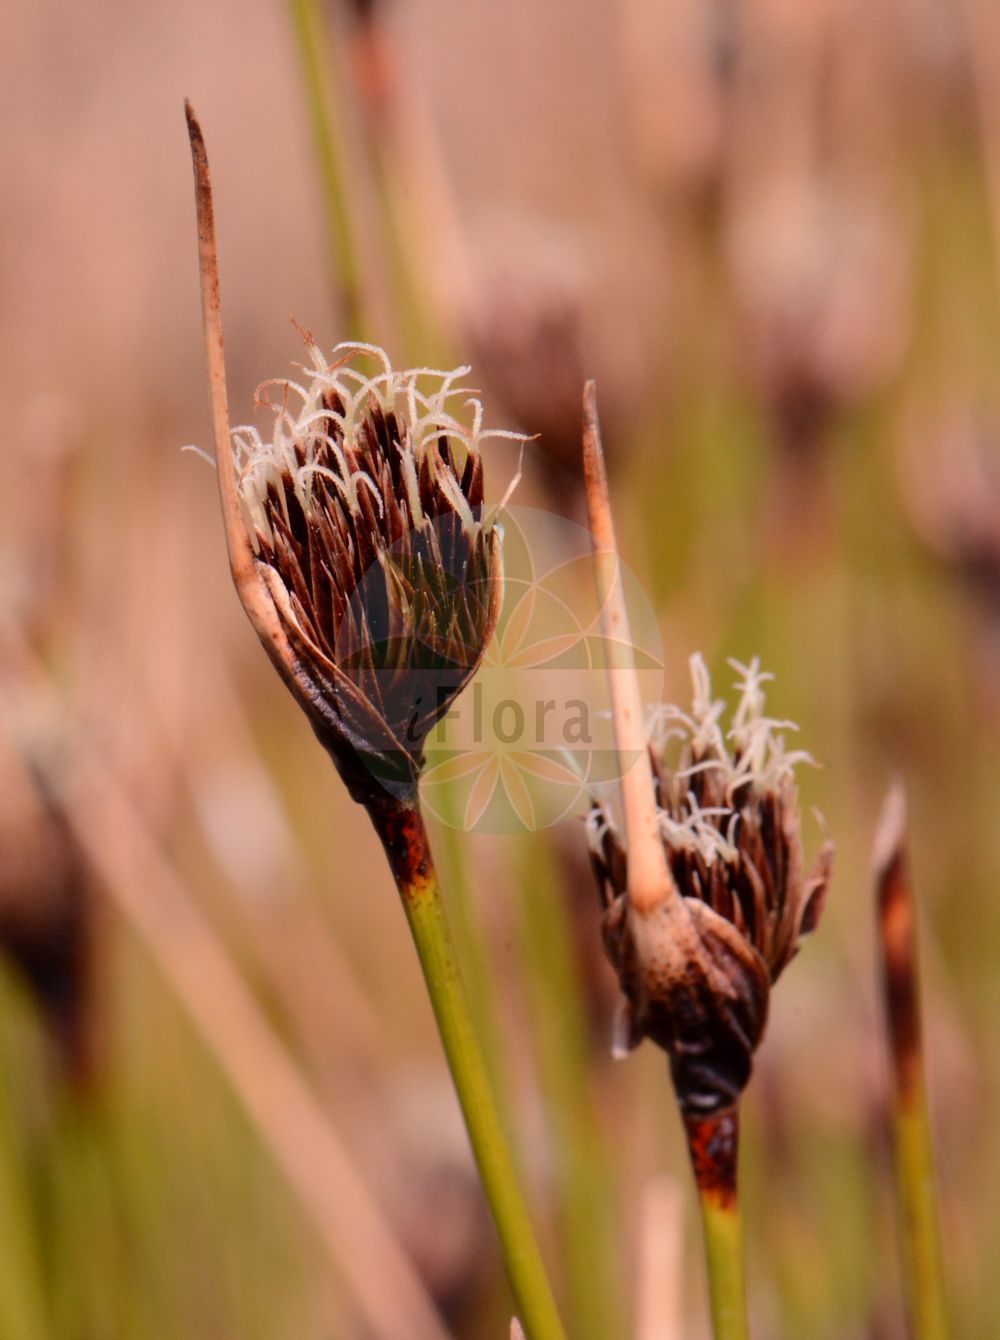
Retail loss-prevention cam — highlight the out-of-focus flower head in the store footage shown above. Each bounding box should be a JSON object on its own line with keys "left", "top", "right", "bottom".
{"left": 730, "top": 180, "right": 911, "bottom": 457}
{"left": 903, "top": 404, "right": 1000, "bottom": 621}
{"left": 0, "top": 727, "right": 99, "bottom": 1082}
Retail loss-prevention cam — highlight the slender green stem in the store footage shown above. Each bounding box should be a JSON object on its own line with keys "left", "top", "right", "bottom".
{"left": 367, "top": 144, "right": 439, "bottom": 361}
{"left": 698, "top": 1189, "right": 750, "bottom": 1340}
{"left": 431, "top": 791, "right": 515, "bottom": 1128}
{"left": 344, "top": 7, "right": 451, "bottom": 363}
{"left": 686, "top": 1110, "right": 750, "bottom": 1340}
{"left": 286, "top": 0, "right": 365, "bottom": 338}
{"left": 892, "top": 1079, "right": 949, "bottom": 1340}
{"left": 368, "top": 796, "right": 567, "bottom": 1340}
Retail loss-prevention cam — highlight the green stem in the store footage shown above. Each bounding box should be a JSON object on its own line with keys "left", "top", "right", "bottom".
{"left": 892, "top": 1074, "right": 949, "bottom": 1340}
{"left": 368, "top": 796, "right": 567, "bottom": 1340}
{"left": 686, "top": 1110, "right": 750, "bottom": 1340}
{"left": 286, "top": 0, "right": 365, "bottom": 338}
{"left": 698, "top": 1191, "right": 749, "bottom": 1340}
{"left": 0, "top": 985, "right": 50, "bottom": 1340}
{"left": 431, "top": 790, "right": 514, "bottom": 1126}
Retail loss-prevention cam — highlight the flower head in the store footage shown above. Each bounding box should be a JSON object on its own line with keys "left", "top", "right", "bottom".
{"left": 588, "top": 655, "right": 832, "bottom": 1115}
{"left": 227, "top": 339, "right": 507, "bottom": 805}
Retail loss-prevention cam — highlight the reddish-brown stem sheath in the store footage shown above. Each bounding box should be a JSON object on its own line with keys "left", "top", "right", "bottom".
{"left": 684, "top": 1110, "right": 740, "bottom": 1212}
{"left": 875, "top": 785, "right": 920, "bottom": 1101}
{"left": 684, "top": 1108, "right": 748, "bottom": 1339}
{"left": 365, "top": 793, "right": 431, "bottom": 899}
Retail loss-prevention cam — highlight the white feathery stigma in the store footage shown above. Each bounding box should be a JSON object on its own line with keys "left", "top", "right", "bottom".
{"left": 662, "top": 654, "right": 812, "bottom": 865}
{"left": 229, "top": 340, "right": 523, "bottom": 551}
{"left": 592, "top": 654, "right": 816, "bottom": 870}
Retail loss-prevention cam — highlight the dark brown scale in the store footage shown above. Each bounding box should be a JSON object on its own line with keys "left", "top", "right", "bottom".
{"left": 384, "top": 473, "right": 407, "bottom": 546}
{"left": 437, "top": 436, "right": 456, "bottom": 475}
{"left": 308, "top": 534, "right": 336, "bottom": 655}
{"left": 271, "top": 517, "right": 316, "bottom": 630}
{"left": 355, "top": 410, "right": 381, "bottom": 477}
{"left": 320, "top": 387, "right": 347, "bottom": 438}
{"left": 278, "top": 470, "right": 310, "bottom": 554}
{"left": 462, "top": 450, "right": 483, "bottom": 508}
{"left": 384, "top": 414, "right": 407, "bottom": 496}
{"left": 417, "top": 448, "right": 443, "bottom": 520}
{"left": 355, "top": 469, "right": 382, "bottom": 548}
{"left": 308, "top": 466, "right": 338, "bottom": 520}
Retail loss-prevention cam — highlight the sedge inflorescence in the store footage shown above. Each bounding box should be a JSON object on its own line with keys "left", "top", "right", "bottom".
{"left": 588, "top": 655, "right": 832, "bottom": 1115}
{"left": 230, "top": 339, "right": 513, "bottom": 803}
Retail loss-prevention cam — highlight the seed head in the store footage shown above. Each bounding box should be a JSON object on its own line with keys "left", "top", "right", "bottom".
{"left": 588, "top": 655, "right": 833, "bottom": 1114}
{"left": 228, "top": 340, "right": 507, "bottom": 804}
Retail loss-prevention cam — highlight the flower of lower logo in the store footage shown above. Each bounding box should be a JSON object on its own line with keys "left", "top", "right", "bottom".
{"left": 421, "top": 505, "right": 663, "bottom": 832}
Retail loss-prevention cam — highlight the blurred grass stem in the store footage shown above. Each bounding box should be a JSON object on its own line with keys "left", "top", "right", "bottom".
{"left": 5, "top": 634, "right": 451, "bottom": 1340}
{"left": 634, "top": 1176, "right": 684, "bottom": 1340}
{"left": 514, "top": 839, "right": 620, "bottom": 1340}
{"left": 959, "top": 0, "right": 1000, "bottom": 300}
{"left": 874, "top": 786, "right": 949, "bottom": 1340}
{"left": 367, "top": 797, "right": 567, "bottom": 1340}
{"left": 286, "top": 0, "right": 365, "bottom": 337}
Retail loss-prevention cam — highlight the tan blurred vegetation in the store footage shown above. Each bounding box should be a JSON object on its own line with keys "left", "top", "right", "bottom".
{"left": 1, "top": 0, "right": 999, "bottom": 1335}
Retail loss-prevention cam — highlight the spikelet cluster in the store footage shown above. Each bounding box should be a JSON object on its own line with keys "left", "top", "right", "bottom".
{"left": 232, "top": 341, "right": 509, "bottom": 802}
{"left": 588, "top": 656, "right": 832, "bottom": 1113}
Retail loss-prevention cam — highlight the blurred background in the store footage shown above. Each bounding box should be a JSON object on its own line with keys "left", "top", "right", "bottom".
{"left": 1, "top": 0, "right": 998, "bottom": 1334}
